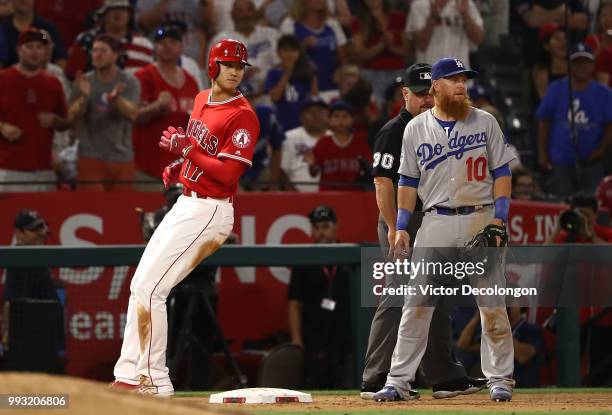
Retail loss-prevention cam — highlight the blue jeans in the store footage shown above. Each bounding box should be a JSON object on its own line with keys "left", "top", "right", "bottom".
{"left": 551, "top": 162, "right": 604, "bottom": 199}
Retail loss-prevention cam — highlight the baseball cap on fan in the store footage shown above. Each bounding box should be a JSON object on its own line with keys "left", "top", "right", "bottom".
{"left": 154, "top": 24, "right": 184, "bottom": 42}
{"left": 300, "top": 96, "right": 329, "bottom": 113}
{"left": 14, "top": 209, "right": 47, "bottom": 231}
{"left": 403, "top": 63, "right": 432, "bottom": 93}
{"left": 100, "top": 0, "right": 132, "bottom": 13}
{"left": 569, "top": 42, "right": 595, "bottom": 61}
{"left": 17, "top": 28, "right": 50, "bottom": 46}
{"left": 431, "top": 58, "right": 478, "bottom": 80}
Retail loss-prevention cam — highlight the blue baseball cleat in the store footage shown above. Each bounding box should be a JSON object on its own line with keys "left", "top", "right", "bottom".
{"left": 373, "top": 386, "right": 420, "bottom": 402}
{"left": 490, "top": 386, "right": 512, "bottom": 402}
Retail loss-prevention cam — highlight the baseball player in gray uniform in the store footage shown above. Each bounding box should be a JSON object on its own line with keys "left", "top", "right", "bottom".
{"left": 373, "top": 57, "right": 516, "bottom": 402}
{"left": 362, "top": 63, "right": 486, "bottom": 400}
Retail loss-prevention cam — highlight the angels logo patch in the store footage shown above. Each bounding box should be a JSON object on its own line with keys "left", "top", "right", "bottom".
{"left": 232, "top": 129, "right": 251, "bottom": 149}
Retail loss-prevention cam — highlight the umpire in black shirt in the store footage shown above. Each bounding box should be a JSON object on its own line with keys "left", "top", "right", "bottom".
{"left": 361, "top": 63, "right": 486, "bottom": 400}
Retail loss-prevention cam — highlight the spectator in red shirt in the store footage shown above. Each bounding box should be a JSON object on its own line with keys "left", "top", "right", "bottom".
{"left": 305, "top": 100, "right": 372, "bottom": 191}
{"left": 350, "top": 0, "right": 407, "bottom": 105}
{"left": 0, "top": 28, "right": 70, "bottom": 192}
{"left": 591, "top": 2, "right": 612, "bottom": 87}
{"left": 66, "top": 0, "right": 154, "bottom": 79}
{"left": 132, "top": 25, "right": 199, "bottom": 191}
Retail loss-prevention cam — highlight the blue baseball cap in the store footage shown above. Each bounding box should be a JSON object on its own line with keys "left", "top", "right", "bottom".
{"left": 431, "top": 58, "right": 478, "bottom": 80}
{"left": 329, "top": 100, "right": 353, "bottom": 114}
{"left": 468, "top": 83, "right": 491, "bottom": 101}
{"left": 300, "top": 96, "right": 328, "bottom": 113}
{"left": 569, "top": 42, "right": 594, "bottom": 61}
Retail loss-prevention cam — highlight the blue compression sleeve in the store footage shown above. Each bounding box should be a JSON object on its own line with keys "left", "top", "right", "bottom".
{"left": 398, "top": 174, "right": 420, "bottom": 188}
{"left": 396, "top": 208, "right": 412, "bottom": 231}
{"left": 494, "top": 196, "right": 510, "bottom": 222}
{"left": 491, "top": 163, "right": 511, "bottom": 179}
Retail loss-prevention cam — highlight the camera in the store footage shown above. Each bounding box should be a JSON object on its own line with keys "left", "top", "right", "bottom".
{"left": 139, "top": 184, "right": 184, "bottom": 242}
{"left": 558, "top": 193, "right": 598, "bottom": 236}
{"left": 559, "top": 209, "right": 583, "bottom": 234}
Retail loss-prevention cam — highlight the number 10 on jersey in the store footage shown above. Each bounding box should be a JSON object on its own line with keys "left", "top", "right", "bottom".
{"left": 466, "top": 156, "right": 487, "bottom": 181}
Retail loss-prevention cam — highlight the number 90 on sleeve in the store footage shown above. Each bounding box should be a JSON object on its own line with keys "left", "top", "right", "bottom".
{"left": 373, "top": 152, "right": 394, "bottom": 170}
{"left": 0, "top": 394, "right": 68, "bottom": 408}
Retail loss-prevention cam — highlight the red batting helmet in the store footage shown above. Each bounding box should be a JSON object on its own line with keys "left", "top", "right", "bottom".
{"left": 596, "top": 175, "right": 612, "bottom": 212}
{"left": 207, "top": 38, "right": 250, "bottom": 80}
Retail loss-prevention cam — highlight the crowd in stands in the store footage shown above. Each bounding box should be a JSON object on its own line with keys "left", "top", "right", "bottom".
{"left": 0, "top": 0, "right": 610, "bottom": 196}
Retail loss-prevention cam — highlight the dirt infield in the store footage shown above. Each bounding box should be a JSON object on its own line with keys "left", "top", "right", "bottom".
{"left": 0, "top": 374, "right": 610, "bottom": 414}
{"left": 181, "top": 391, "right": 612, "bottom": 414}
{"left": 0, "top": 373, "right": 243, "bottom": 415}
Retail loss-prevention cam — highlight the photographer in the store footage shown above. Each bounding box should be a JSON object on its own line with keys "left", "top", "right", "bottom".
{"left": 547, "top": 193, "right": 607, "bottom": 244}
{"left": 595, "top": 175, "right": 612, "bottom": 242}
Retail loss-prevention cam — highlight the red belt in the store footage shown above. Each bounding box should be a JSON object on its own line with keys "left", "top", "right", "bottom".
{"left": 183, "top": 188, "right": 232, "bottom": 203}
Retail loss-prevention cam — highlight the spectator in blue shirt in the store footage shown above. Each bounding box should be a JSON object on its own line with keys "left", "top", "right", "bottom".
{"left": 0, "top": 0, "right": 66, "bottom": 68}
{"left": 265, "top": 34, "right": 318, "bottom": 132}
{"left": 280, "top": 0, "right": 348, "bottom": 93}
{"left": 241, "top": 104, "right": 286, "bottom": 190}
{"left": 537, "top": 42, "right": 612, "bottom": 198}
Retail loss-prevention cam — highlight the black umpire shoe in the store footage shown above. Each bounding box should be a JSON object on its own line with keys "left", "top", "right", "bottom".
{"left": 360, "top": 382, "right": 420, "bottom": 400}
{"left": 432, "top": 376, "right": 488, "bottom": 399}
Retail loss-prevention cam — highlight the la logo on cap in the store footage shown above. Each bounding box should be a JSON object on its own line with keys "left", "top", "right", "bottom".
{"left": 454, "top": 59, "right": 464, "bottom": 68}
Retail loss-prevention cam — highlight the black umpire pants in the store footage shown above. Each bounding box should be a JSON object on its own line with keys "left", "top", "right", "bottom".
{"left": 361, "top": 216, "right": 467, "bottom": 386}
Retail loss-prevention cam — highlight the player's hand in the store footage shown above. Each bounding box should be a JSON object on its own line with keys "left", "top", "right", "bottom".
{"left": 162, "top": 158, "right": 183, "bottom": 190}
{"left": 392, "top": 230, "right": 411, "bottom": 260}
{"left": 387, "top": 228, "right": 396, "bottom": 259}
{"left": 0, "top": 122, "right": 23, "bottom": 142}
{"left": 159, "top": 126, "right": 190, "bottom": 156}
{"left": 37, "top": 112, "right": 57, "bottom": 129}
{"left": 489, "top": 218, "right": 505, "bottom": 247}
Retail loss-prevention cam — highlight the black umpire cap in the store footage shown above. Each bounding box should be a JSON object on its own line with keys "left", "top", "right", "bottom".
{"left": 309, "top": 205, "right": 337, "bottom": 224}
{"left": 403, "top": 63, "right": 432, "bottom": 93}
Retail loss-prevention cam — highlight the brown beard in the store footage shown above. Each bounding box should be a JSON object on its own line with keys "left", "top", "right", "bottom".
{"left": 435, "top": 92, "right": 472, "bottom": 121}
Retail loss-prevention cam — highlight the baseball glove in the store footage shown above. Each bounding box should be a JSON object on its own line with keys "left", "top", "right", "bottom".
{"left": 465, "top": 224, "right": 508, "bottom": 249}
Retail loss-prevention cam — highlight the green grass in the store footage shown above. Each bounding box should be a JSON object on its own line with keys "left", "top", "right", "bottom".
{"left": 175, "top": 388, "right": 612, "bottom": 398}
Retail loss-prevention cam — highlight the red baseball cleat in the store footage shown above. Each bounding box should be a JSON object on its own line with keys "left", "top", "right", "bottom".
{"left": 109, "top": 380, "right": 139, "bottom": 391}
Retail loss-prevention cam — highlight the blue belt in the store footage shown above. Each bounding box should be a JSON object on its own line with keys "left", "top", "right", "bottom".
{"left": 428, "top": 204, "right": 492, "bottom": 216}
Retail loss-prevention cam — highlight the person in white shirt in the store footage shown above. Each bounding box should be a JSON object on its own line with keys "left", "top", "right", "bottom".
{"left": 278, "top": 97, "right": 329, "bottom": 191}
{"left": 210, "top": 0, "right": 281, "bottom": 100}
{"left": 405, "top": 0, "right": 484, "bottom": 69}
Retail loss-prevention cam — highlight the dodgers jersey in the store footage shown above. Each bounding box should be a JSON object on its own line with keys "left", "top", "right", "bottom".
{"left": 179, "top": 89, "right": 260, "bottom": 198}
{"left": 398, "top": 108, "right": 516, "bottom": 211}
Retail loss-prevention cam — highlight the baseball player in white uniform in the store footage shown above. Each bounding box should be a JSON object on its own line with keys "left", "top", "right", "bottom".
{"left": 373, "top": 57, "right": 516, "bottom": 402}
{"left": 110, "top": 38, "right": 259, "bottom": 396}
